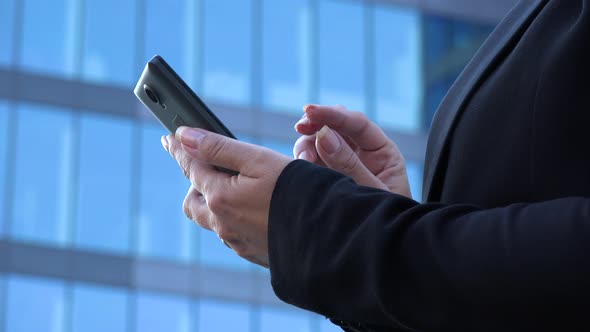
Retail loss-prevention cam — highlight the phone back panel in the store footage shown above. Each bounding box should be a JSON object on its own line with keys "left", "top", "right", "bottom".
{"left": 134, "top": 55, "right": 236, "bottom": 138}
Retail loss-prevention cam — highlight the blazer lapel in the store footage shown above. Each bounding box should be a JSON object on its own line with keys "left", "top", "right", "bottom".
{"left": 422, "top": 0, "right": 546, "bottom": 202}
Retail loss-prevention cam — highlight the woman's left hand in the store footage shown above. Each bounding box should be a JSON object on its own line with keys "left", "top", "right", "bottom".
{"left": 162, "top": 127, "right": 292, "bottom": 267}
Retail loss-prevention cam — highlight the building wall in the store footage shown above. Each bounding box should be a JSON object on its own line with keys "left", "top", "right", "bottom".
{"left": 0, "top": 0, "right": 500, "bottom": 331}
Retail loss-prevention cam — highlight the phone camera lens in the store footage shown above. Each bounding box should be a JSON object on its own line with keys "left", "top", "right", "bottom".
{"left": 144, "top": 84, "right": 160, "bottom": 104}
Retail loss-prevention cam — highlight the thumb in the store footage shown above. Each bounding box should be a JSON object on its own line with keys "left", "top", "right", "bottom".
{"left": 316, "top": 126, "right": 387, "bottom": 190}
{"left": 176, "top": 127, "right": 248, "bottom": 174}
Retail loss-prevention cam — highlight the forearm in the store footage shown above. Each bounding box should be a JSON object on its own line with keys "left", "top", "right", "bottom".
{"left": 268, "top": 160, "right": 590, "bottom": 331}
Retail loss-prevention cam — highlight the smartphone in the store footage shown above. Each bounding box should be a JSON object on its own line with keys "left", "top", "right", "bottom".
{"left": 134, "top": 55, "right": 238, "bottom": 174}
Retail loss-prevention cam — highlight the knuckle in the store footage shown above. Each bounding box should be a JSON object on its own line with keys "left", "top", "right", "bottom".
{"left": 183, "top": 196, "right": 194, "bottom": 220}
{"left": 168, "top": 140, "right": 180, "bottom": 156}
{"left": 232, "top": 244, "right": 250, "bottom": 260}
{"left": 194, "top": 214, "right": 211, "bottom": 231}
{"left": 183, "top": 188, "right": 212, "bottom": 230}
{"left": 341, "top": 151, "right": 360, "bottom": 174}
{"left": 349, "top": 111, "right": 370, "bottom": 135}
{"left": 221, "top": 236, "right": 249, "bottom": 258}
{"left": 207, "top": 193, "right": 228, "bottom": 214}
{"left": 216, "top": 226, "right": 237, "bottom": 244}
{"left": 204, "top": 136, "right": 227, "bottom": 161}
{"left": 254, "top": 148, "right": 270, "bottom": 165}
{"left": 178, "top": 155, "right": 193, "bottom": 177}
{"left": 334, "top": 104, "right": 347, "bottom": 112}
{"left": 193, "top": 215, "right": 207, "bottom": 229}
{"left": 350, "top": 111, "right": 368, "bottom": 123}
{"left": 216, "top": 226, "right": 229, "bottom": 240}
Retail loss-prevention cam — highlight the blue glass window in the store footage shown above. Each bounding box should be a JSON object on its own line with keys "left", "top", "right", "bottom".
{"left": 424, "top": 73, "right": 458, "bottom": 128}
{"left": 0, "top": 275, "right": 5, "bottom": 321}
{"left": 136, "top": 292, "right": 193, "bottom": 332}
{"left": 319, "top": 0, "right": 365, "bottom": 112}
{"left": 144, "top": 0, "right": 198, "bottom": 84}
{"left": 319, "top": 317, "right": 342, "bottom": 332}
{"left": 200, "top": 229, "right": 250, "bottom": 270}
{"left": 198, "top": 299, "right": 250, "bottom": 332}
{"left": 423, "top": 15, "right": 493, "bottom": 127}
{"left": 5, "top": 276, "right": 66, "bottom": 332}
{"left": 375, "top": 6, "right": 422, "bottom": 132}
{"left": 262, "top": 0, "right": 311, "bottom": 113}
{"left": 12, "top": 104, "right": 74, "bottom": 246}
{"left": 251, "top": 262, "right": 270, "bottom": 275}
{"left": 406, "top": 160, "right": 423, "bottom": 202}
{"left": 72, "top": 284, "right": 129, "bottom": 332}
{"left": 236, "top": 134, "right": 258, "bottom": 144}
{"left": 82, "top": 0, "right": 136, "bottom": 85}
{"left": 260, "top": 307, "right": 312, "bottom": 332}
{"left": 0, "top": 0, "right": 16, "bottom": 65}
{"left": 20, "top": 0, "right": 78, "bottom": 77}
{"left": 203, "top": 0, "right": 252, "bottom": 104}
{"left": 260, "top": 139, "right": 294, "bottom": 158}
{"left": 75, "top": 114, "right": 134, "bottom": 253}
{"left": 0, "top": 102, "right": 9, "bottom": 235}
{"left": 138, "top": 124, "right": 197, "bottom": 261}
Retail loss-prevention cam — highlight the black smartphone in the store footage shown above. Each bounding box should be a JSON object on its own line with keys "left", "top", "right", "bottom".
{"left": 134, "top": 55, "right": 238, "bottom": 174}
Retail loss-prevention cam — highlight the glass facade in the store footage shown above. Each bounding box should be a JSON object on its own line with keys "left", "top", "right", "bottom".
{"left": 260, "top": 307, "right": 312, "bottom": 332}
{"left": 199, "top": 227, "right": 250, "bottom": 270}
{"left": 75, "top": 114, "right": 134, "bottom": 253}
{"left": 203, "top": 0, "right": 252, "bottom": 104}
{"left": 0, "top": 103, "right": 9, "bottom": 235}
{"left": 82, "top": 0, "right": 136, "bottom": 85}
{"left": 19, "top": 0, "right": 78, "bottom": 77}
{"left": 407, "top": 160, "right": 424, "bottom": 201}
{"left": 138, "top": 124, "right": 198, "bottom": 261}
{"left": 198, "top": 299, "right": 250, "bottom": 332}
{"left": 136, "top": 292, "right": 193, "bottom": 332}
{"left": 72, "top": 284, "right": 129, "bottom": 332}
{"left": 5, "top": 276, "right": 66, "bottom": 332}
{"left": 0, "top": 0, "right": 15, "bottom": 66}
{"left": 262, "top": 0, "right": 312, "bottom": 113}
{"left": 259, "top": 139, "right": 294, "bottom": 158}
{"left": 375, "top": 5, "right": 422, "bottom": 132}
{"left": 11, "top": 105, "right": 75, "bottom": 246}
{"left": 0, "top": 0, "right": 499, "bottom": 331}
{"left": 423, "top": 15, "right": 494, "bottom": 127}
{"left": 144, "top": 0, "right": 198, "bottom": 84}
{"left": 319, "top": 0, "right": 366, "bottom": 112}
{"left": 319, "top": 318, "right": 344, "bottom": 332}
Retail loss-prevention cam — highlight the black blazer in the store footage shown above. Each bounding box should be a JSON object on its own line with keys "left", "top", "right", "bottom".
{"left": 268, "top": 1, "right": 590, "bottom": 331}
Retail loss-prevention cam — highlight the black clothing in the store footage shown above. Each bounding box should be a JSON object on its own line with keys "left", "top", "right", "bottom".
{"left": 268, "top": 0, "right": 590, "bottom": 331}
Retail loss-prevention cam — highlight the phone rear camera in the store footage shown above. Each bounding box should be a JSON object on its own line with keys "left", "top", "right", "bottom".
{"left": 144, "top": 84, "right": 160, "bottom": 104}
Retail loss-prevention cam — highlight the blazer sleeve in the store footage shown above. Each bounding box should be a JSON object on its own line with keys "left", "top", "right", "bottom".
{"left": 268, "top": 160, "right": 590, "bottom": 332}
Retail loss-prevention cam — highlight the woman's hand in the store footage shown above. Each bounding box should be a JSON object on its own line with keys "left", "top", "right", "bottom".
{"left": 162, "top": 127, "right": 292, "bottom": 267}
{"left": 294, "top": 105, "right": 411, "bottom": 198}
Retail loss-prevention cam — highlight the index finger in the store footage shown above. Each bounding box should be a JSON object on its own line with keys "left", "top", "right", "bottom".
{"left": 176, "top": 127, "right": 281, "bottom": 178}
{"left": 304, "top": 105, "right": 390, "bottom": 151}
{"left": 166, "top": 134, "right": 231, "bottom": 196}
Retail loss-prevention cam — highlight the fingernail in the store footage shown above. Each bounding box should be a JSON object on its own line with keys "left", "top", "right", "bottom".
{"left": 317, "top": 126, "right": 340, "bottom": 155}
{"left": 303, "top": 104, "right": 316, "bottom": 113}
{"left": 161, "top": 135, "right": 169, "bottom": 152}
{"left": 176, "top": 127, "right": 205, "bottom": 149}
{"left": 294, "top": 114, "right": 310, "bottom": 130}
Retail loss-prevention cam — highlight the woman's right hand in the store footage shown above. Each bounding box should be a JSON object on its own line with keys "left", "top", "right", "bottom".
{"left": 294, "top": 104, "right": 412, "bottom": 198}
